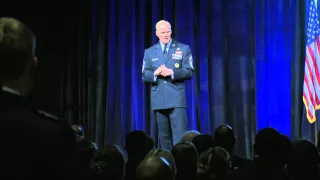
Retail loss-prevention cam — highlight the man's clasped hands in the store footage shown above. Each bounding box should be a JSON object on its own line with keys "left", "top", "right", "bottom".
{"left": 154, "top": 65, "right": 173, "bottom": 77}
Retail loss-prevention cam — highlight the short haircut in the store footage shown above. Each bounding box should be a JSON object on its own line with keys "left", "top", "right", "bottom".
{"left": 155, "top": 20, "right": 171, "bottom": 31}
{"left": 136, "top": 156, "right": 173, "bottom": 180}
{"left": 197, "top": 147, "right": 230, "bottom": 179}
{"left": 180, "top": 130, "right": 200, "bottom": 142}
{"left": 0, "top": 17, "right": 36, "bottom": 82}
{"left": 145, "top": 148, "right": 177, "bottom": 176}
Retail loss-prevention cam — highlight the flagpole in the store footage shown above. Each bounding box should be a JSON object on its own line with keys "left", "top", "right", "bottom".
{"left": 316, "top": 0, "right": 319, "bottom": 145}
{"left": 315, "top": 119, "right": 318, "bottom": 144}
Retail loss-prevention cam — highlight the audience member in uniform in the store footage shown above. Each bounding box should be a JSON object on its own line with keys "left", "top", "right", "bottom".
{"left": 0, "top": 17, "right": 77, "bottom": 179}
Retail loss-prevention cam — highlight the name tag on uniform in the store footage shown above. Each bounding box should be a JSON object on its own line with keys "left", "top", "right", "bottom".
{"left": 172, "top": 54, "right": 182, "bottom": 60}
{"left": 152, "top": 58, "right": 158, "bottom": 61}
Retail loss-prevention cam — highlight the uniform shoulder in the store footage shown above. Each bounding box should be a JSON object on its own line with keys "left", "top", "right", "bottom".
{"left": 145, "top": 43, "right": 159, "bottom": 51}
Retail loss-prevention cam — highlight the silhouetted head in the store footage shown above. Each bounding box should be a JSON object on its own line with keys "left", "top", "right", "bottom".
{"left": 287, "top": 140, "right": 320, "bottom": 180}
{"left": 0, "top": 17, "right": 37, "bottom": 94}
{"left": 214, "top": 125, "right": 235, "bottom": 153}
{"left": 253, "top": 128, "right": 281, "bottom": 158}
{"left": 197, "top": 147, "right": 231, "bottom": 180}
{"left": 146, "top": 135, "right": 155, "bottom": 152}
{"left": 192, "top": 134, "right": 215, "bottom": 155}
{"left": 171, "top": 142, "right": 198, "bottom": 180}
{"left": 125, "top": 130, "right": 148, "bottom": 157}
{"left": 180, "top": 130, "right": 200, "bottom": 143}
{"left": 278, "top": 134, "right": 293, "bottom": 166}
{"left": 145, "top": 148, "right": 177, "bottom": 176}
{"left": 90, "top": 145, "right": 125, "bottom": 180}
{"left": 136, "top": 156, "right": 174, "bottom": 180}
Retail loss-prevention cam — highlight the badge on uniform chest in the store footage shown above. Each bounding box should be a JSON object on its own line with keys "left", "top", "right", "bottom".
{"left": 172, "top": 48, "right": 182, "bottom": 60}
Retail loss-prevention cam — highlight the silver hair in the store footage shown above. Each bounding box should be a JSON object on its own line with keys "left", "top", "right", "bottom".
{"left": 155, "top": 20, "right": 171, "bottom": 31}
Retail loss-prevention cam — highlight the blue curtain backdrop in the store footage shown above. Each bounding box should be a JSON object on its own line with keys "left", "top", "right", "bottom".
{"left": 63, "top": 0, "right": 305, "bottom": 158}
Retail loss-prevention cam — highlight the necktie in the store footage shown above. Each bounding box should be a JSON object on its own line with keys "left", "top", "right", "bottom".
{"left": 163, "top": 44, "right": 167, "bottom": 58}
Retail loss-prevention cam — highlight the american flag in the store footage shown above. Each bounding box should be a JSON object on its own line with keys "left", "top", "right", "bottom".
{"left": 303, "top": 0, "right": 320, "bottom": 123}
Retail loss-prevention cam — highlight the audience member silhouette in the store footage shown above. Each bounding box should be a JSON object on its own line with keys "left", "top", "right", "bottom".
{"left": 136, "top": 156, "right": 174, "bottom": 180}
{"left": 75, "top": 138, "right": 97, "bottom": 174}
{"left": 0, "top": 17, "right": 77, "bottom": 179}
{"left": 278, "top": 134, "right": 293, "bottom": 166}
{"left": 90, "top": 145, "right": 125, "bottom": 180}
{"left": 197, "top": 147, "right": 231, "bottom": 180}
{"left": 181, "top": 130, "right": 201, "bottom": 142}
{"left": 214, "top": 125, "right": 252, "bottom": 170}
{"left": 145, "top": 148, "right": 177, "bottom": 177}
{"left": 230, "top": 128, "right": 287, "bottom": 180}
{"left": 146, "top": 135, "right": 155, "bottom": 152}
{"left": 125, "top": 130, "right": 149, "bottom": 180}
{"left": 286, "top": 140, "right": 320, "bottom": 180}
{"left": 171, "top": 142, "right": 199, "bottom": 180}
{"left": 192, "top": 134, "right": 215, "bottom": 156}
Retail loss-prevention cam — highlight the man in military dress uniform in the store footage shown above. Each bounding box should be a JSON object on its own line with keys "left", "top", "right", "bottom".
{"left": 142, "top": 20, "right": 195, "bottom": 150}
{"left": 0, "top": 17, "right": 77, "bottom": 178}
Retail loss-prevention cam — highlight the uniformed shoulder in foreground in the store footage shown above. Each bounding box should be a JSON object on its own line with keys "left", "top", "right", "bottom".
{"left": 26, "top": 107, "right": 70, "bottom": 125}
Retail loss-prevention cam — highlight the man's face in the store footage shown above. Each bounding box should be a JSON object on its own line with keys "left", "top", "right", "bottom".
{"left": 156, "top": 23, "right": 172, "bottom": 44}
